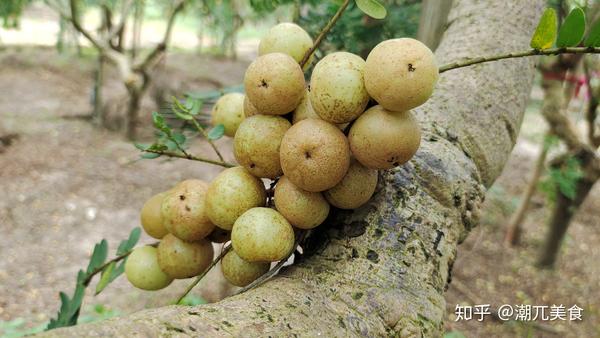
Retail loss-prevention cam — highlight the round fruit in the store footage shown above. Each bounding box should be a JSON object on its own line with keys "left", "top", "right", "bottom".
{"left": 161, "top": 179, "right": 214, "bottom": 242}
{"left": 348, "top": 105, "right": 421, "bottom": 169}
{"left": 293, "top": 90, "right": 348, "bottom": 130}
{"left": 221, "top": 250, "right": 270, "bottom": 287}
{"left": 280, "top": 118, "right": 351, "bottom": 192}
{"left": 258, "top": 22, "right": 313, "bottom": 64}
{"left": 231, "top": 207, "right": 295, "bottom": 262}
{"left": 364, "top": 38, "right": 438, "bottom": 112}
{"left": 234, "top": 115, "right": 291, "bottom": 179}
{"left": 125, "top": 246, "right": 173, "bottom": 290}
{"left": 205, "top": 167, "right": 267, "bottom": 230}
{"left": 244, "top": 53, "right": 305, "bottom": 115}
{"left": 274, "top": 176, "right": 329, "bottom": 229}
{"left": 324, "top": 159, "right": 378, "bottom": 209}
{"left": 211, "top": 92, "right": 245, "bottom": 137}
{"left": 140, "top": 192, "right": 169, "bottom": 239}
{"left": 243, "top": 96, "right": 259, "bottom": 117}
{"left": 157, "top": 234, "right": 214, "bottom": 279}
{"left": 207, "top": 227, "right": 231, "bottom": 243}
{"left": 309, "top": 52, "right": 370, "bottom": 124}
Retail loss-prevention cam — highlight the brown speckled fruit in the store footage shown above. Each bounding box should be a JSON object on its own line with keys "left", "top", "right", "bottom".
{"left": 161, "top": 179, "right": 214, "bottom": 242}
{"left": 309, "top": 52, "right": 370, "bottom": 124}
{"left": 348, "top": 105, "right": 421, "bottom": 169}
{"left": 234, "top": 115, "right": 291, "bottom": 179}
{"left": 207, "top": 227, "right": 231, "bottom": 243}
{"left": 125, "top": 246, "right": 173, "bottom": 290}
{"left": 364, "top": 38, "right": 438, "bottom": 112}
{"left": 221, "top": 250, "right": 270, "bottom": 287}
{"left": 243, "top": 96, "right": 260, "bottom": 117}
{"left": 211, "top": 93, "right": 245, "bottom": 137}
{"left": 157, "top": 234, "right": 214, "bottom": 279}
{"left": 274, "top": 176, "right": 329, "bottom": 229}
{"left": 244, "top": 53, "right": 305, "bottom": 115}
{"left": 231, "top": 207, "right": 295, "bottom": 262}
{"left": 205, "top": 167, "right": 267, "bottom": 230}
{"left": 280, "top": 118, "right": 351, "bottom": 192}
{"left": 140, "top": 192, "right": 169, "bottom": 239}
{"left": 324, "top": 159, "right": 378, "bottom": 209}
{"left": 258, "top": 23, "right": 313, "bottom": 64}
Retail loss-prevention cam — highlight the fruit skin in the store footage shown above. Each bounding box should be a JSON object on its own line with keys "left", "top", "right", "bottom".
{"left": 156, "top": 234, "right": 214, "bottom": 279}
{"left": 207, "top": 227, "right": 231, "bottom": 243}
{"left": 140, "top": 192, "right": 169, "bottom": 239}
{"left": 221, "top": 250, "right": 270, "bottom": 287}
{"left": 125, "top": 246, "right": 173, "bottom": 290}
{"left": 258, "top": 22, "right": 313, "bottom": 64}
{"left": 244, "top": 53, "right": 305, "bottom": 116}
{"left": 231, "top": 207, "right": 295, "bottom": 262}
{"left": 280, "top": 118, "right": 351, "bottom": 192}
{"left": 324, "top": 159, "right": 378, "bottom": 209}
{"left": 161, "top": 179, "right": 214, "bottom": 242}
{"left": 348, "top": 105, "right": 421, "bottom": 169}
{"left": 364, "top": 38, "right": 438, "bottom": 112}
{"left": 309, "top": 52, "right": 370, "bottom": 124}
{"left": 243, "top": 96, "right": 259, "bottom": 117}
{"left": 234, "top": 115, "right": 291, "bottom": 179}
{"left": 211, "top": 93, "right": 245, "bottom": 137}
{"left": 205, "top": 167, "right": 267, "bottom": 230}
{"left": 293, "top": 90, "right": 348, "bottom": 130}
{"left": 274, "top": 176, "right": 329, "bottom": 229}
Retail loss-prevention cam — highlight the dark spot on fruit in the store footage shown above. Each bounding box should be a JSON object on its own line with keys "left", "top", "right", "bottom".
{"left": 393, "top": 161, "right": 399, "bottom": 166}
{"left": 408, "top": 63, "right": 415, "bottom": 72}
{"left": 250, "top": 163, "right": 256, "bottom": 168}
{"left": 185, "top": 205, "right": 191, "bottom": 212}
{"left": 179, "top": 195, "right": 186, "bottom": 201}
{"left": 260, "top": 79, "right": 268, "bottom": 88}
{"left": 304, "top": 151, "right": 311, "bottom": 159}
{"left": 366, "top": 249, "right": 379, "bottom": 263}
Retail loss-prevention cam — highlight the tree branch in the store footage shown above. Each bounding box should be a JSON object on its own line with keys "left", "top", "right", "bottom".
{"left": 142, "top": 149, "right": 235, "bottom": 168}
{"left": 191, "top": 118, "right": 225, "bottom": 162}
{"left": 68, "top": 0, "right": 104, "bottom": 51}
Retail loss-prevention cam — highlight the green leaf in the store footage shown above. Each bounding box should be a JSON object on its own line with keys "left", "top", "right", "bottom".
{"left": 207, "top": 124, "right": 225, "bottom": 140}
{"left": 86, "top": 240, "right": 108, "bottom": 275}
{"left": 355, "top": 0, "right": 387, "bottom": 19}
{"left": 95, "top": 262, "right": 115, "bottom": 295}
{"left": 178, "top": 295, "right": 207, "bottom": 306}
{"left": 189, "top": 99, "right": 202, "bottom": 116}
{"left": 172, "top": 132, "right": 186, "bottom": 145}
{"left": 109, "top": 260, "right": 126, "bottom": 283}
{"left": 584, "top": 19, "right": 600, "bottom": 47}
{"left": 117, "top": 227, "right": 141, "bottom": 256}
{"left": 152, "top": 112, "right": 171, "bottom": 135}
{"left": 556, "top": 7, "right": 585, "bottom": 47}
{"left": 530, "top": 8, "right": 558, "bottom": 49}
{"left": 134, "top": 143, "right": 150, "bottom": 151}
{"left": 140, "top": 152, "right": 161, "bottom": 159}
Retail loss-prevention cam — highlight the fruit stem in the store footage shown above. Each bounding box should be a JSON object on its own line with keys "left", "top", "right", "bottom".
{"left": 143, "top": 148, "right": 235, "bottom": 168}
{"left": 190, "top": 117, "right": 225, "bottom": 162}
{"left": 174, "top": 244, "right": 232, "bottom": 305}
{"left": 299, "top": 0, "right": 351, "bottom": 68}
{"left": 438, "top": 46, "right": 600, "bottom": 73}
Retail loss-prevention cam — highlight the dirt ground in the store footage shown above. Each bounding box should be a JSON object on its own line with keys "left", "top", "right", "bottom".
{"left": 0, "top": 47, "right": 599, "bottom": 337}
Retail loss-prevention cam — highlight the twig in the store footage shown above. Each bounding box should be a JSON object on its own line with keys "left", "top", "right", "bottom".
{"left": 143, "top": 149, "right": 235, "bottom": 168}
{"left": 68, "top": 0, "right": 103, "bottom": 50}
{"left": 82, "top": 242, "right": 159, "bottom": 287}
{"left": 439, "top": 47, "right": 600, "bottom": 73}
{"left": 235, "top": 231, "right": 307, "bottom": 295}
{"left": 191, "top": 118, "right": 225, "bottom": 162}
{"left": 299, "top": 0, "right": 351, "bottom": 68}
{"left": 175, "top": 244, "right": 232, "bottom": 304}
{"left": 107, "top": 0, "right": 135, "bottom": 44}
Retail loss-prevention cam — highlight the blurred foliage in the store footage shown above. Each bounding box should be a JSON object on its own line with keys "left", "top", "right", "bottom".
{"left": 539, "top": 155, "right": 583, "bottom": 202}
{"left": 0, "top": 0, "right": 31, "bottom": 28}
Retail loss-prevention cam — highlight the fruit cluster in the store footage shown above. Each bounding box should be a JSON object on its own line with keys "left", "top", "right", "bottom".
{"left": 126, "top": 22, "right": 438, "bottom": 291}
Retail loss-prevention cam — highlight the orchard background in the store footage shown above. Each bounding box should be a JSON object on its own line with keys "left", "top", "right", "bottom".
{"left": 1, "top": 0, "right": 600, "bottom": 337}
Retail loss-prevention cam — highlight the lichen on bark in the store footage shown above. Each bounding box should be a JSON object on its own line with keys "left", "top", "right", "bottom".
{"left": 40, "top": 0, "right": 544, "bottom": 337}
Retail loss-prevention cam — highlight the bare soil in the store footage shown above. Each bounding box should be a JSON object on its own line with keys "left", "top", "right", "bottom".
{"left": 0, "top": 48, "right": 598, "bottom": 337}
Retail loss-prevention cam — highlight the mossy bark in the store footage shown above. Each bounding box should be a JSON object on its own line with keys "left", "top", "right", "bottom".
{"left": 40, "top": 0, "right": 544, "bottom": 336}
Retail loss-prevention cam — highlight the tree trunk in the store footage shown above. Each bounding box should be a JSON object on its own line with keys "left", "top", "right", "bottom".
{"left": 504, "top": 138, "right": 548, "bottom": 246}
{"left": 125, "top": 84, "right": 143, "bottom": 141}
{"left": 417, "top": 0, "right": 454, "bottom": 50}
{"left": 92, "top": 55, "right": 105, "bottom": 126}
{"left": 39, "top": 1, "right": 544, "bottom": 336}
{"left": 131, "top": 0, "right": 144, "bottom": 60}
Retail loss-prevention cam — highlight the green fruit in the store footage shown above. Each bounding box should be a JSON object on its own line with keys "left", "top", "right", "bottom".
{"left": 244, "top": 53, "right": 305, "bottom": 115}
{"left": 221, "top": 250, "right": 270, "bottom": 287}
{"left": 364, "top": 38, "right": 438, "bottom": 112}
{"left": 161, "top": 179, "right": 214, "bottom": 241}
{"left": 140, "top": 192, "right": 169, "bottom": 239}
{"left": 157, "top": 234, "right": 214, "bottom": 279}
{"left": 274, "top": 176, "right": 329, "bottom": 229}
{"left": 258, "top": 22, "right": 313, "bottom": 64}
{"left": 234, "top": 115, "right": 291, "bottom": 179}
{"left": 324, "top": 159, "right": 378, "bottom": 209}
{"left": 207, "top": 227, "right": 231, "bottom": 243}
{"left": 205, "top": 167, "right": 267, "bottom": 230}
{"left": 243, "top": 95, "right": 259, "bottom": 117}
{"left": 280, "top": 118, "right": 351, "bottom": 192}
{"left": 125, "top": 246, "right": 173, "bottom": 290}
{"left": 293, "top": 89, "right": 348, "bottom": 130}
{"left": 231, "top": 207, "right": 295, "bottom": 262}
{"left": 309, "top": 52, "right": 370, "bottom": 124}
{"left": 211, "top": 93, "right": 245, "bottom": 137}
